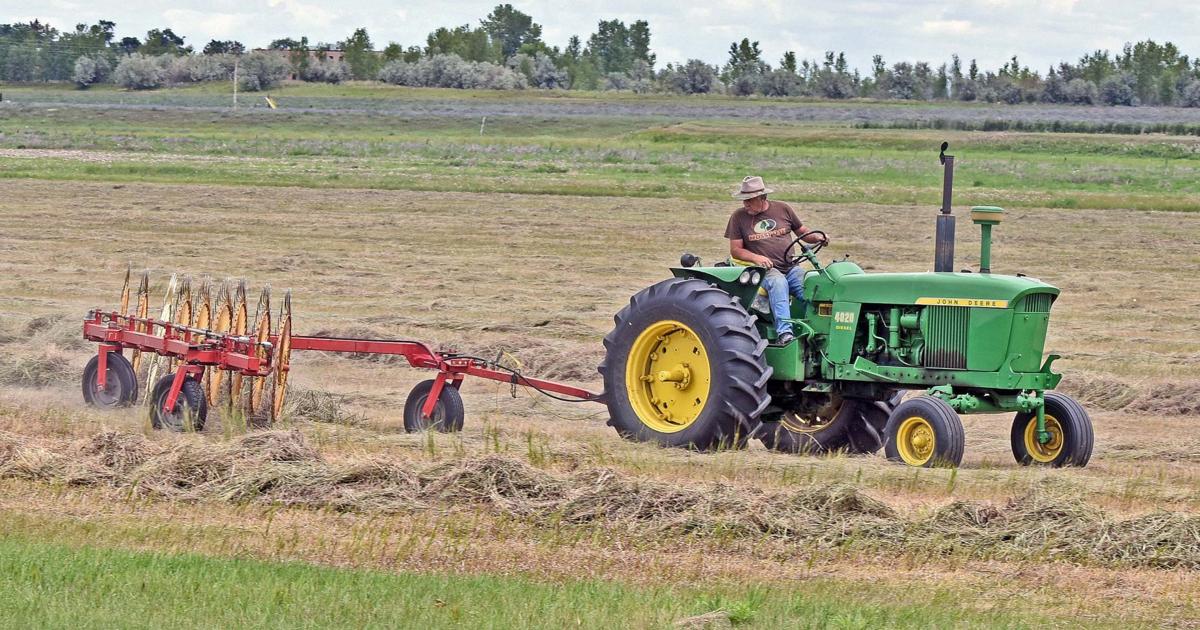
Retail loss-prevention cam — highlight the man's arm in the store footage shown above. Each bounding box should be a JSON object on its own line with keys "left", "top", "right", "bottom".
{"left": 794, "top": 225, "right": 828, "bottom": 244}
{"left": 729, "top": 238, "right": 773, "bottom": 268}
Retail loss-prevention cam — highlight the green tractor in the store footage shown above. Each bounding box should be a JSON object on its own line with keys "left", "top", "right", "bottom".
{"left": 599, "top": 147, "right": 1093, "bottom": 468}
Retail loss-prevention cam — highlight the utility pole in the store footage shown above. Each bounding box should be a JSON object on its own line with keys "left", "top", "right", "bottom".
{"left": 233, "top": 59, "right": 239, "bottom": 109}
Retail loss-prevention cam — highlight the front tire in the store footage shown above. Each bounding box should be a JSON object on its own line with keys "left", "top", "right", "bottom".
{"left": 600, "top": 278, "right": 771, "bottom": 451}
{"left": 1011, "top": 392, "right": 1093, "bottom": 467}
{"left": 883, "top": 396, "right": 964, "bottom": 468}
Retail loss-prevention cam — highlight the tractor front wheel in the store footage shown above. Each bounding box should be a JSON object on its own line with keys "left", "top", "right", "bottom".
{"left": 1010, "top": 392, "right": 1093, "bottom": 467}
{"left": 883, "top": 396, "right": 964, "bottom": 467}
{"left": 600, "top": 278, "right": 771, "bottom": 451}
{"left": 82, "top": 352, "right": 138, "bottom": 407}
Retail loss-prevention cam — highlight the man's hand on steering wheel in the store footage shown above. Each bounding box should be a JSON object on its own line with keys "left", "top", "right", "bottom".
{"left": 787, "top": 230, "right": 829, "bottom": 265}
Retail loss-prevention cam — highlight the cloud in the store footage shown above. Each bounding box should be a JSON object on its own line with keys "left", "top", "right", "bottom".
{"left": 920, "top": 19, "right": 976, "bottom": 35}
{"left": 162, "top": 9, "right": 252, "bottom": 40}
{"left": 265, "top": 0, "right": 339, "bottom": 29}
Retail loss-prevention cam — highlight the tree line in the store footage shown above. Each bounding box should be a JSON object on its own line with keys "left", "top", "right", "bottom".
{"left": 3, "top": 9, "right": 1200, "bottom": 106}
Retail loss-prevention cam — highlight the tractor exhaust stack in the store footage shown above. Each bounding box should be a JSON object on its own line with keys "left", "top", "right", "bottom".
{"left": 935, "top": 142, "right": 956, "bottom": 273}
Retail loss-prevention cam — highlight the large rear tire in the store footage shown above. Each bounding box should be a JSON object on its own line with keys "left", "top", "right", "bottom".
{"left": 1011, "top": 392, "right": 1093, "bottom": 467}
{"left": 600, "top": 278, "right": 771, "bottom": 451}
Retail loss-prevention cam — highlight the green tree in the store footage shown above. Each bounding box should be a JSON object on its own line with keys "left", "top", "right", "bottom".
{"left": 480, "top": 4, "right": 542, "bottom": 59}
{"left": 339, "top": 27, "right": 379, "bottom": 80}
{"left": 586, "top": 19, "right": 633, "bottom": 74}
{"left": 629, "top": 20, "right": 655, "bottom": 69}
{"left": 780, "top": 51, "right": 797, "bottom": 73}
{"left": 426, "top": 25, "right": 497, "bottom": 62}
{"left": 139, "top": 28, "right": 188, "bottom": 55}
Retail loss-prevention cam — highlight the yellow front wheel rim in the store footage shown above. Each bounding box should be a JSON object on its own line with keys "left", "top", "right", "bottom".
{"left": 624, "top": 320, "right": 711, "bottom": 433}
{"left": 1024, "top": 414, "right": 1064, "bottom": 463}
{"left": 896, "top": 416, "right": 936, "bottom": 466}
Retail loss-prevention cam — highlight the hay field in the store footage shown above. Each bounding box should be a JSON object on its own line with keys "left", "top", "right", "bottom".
{"left": 1, "top": 85, "right": 1199, "bottom": 627}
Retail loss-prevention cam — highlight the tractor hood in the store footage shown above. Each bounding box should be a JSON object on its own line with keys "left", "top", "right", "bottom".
{"left": 818, "top": 271, "right": 1059, "bottom": 307}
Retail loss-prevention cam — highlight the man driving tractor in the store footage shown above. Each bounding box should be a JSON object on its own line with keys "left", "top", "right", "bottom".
{"left": 725, "top": 175, "right": 828, "bottom": 346}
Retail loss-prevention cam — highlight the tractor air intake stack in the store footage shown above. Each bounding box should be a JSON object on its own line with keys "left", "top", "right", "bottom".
{"left": 934, "top": 142, "right": 955, "bottom": 272}
{"left": 970, "top": 206, "right": 1004, "bottom": 273}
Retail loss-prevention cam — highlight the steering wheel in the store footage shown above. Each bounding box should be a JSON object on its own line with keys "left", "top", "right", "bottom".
{"left": 787, "top": 230, "right": 828, "bottom": 265}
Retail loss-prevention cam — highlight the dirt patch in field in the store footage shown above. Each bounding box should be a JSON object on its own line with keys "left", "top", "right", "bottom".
{"left": 1, "top": 428, "right": 1198, "bottom": 570}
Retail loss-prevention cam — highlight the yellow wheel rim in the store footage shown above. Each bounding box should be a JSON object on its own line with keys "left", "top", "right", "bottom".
{"left": 896, "top": 416, "right": 936, "bottom": 466}
{"left": 1023, "top": 414, "right": 1064, "bottom": 463}
{"left": 624, "top": 320, "right": 711, "bottom": 433}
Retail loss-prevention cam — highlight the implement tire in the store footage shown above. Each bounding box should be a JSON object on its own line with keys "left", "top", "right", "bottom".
{"left": 883, "top": 396, "right": 964, "bottom": 468}
{"left": 600, "top": 277, "right": 771, "bottom": 451}
{"left": 403, "top": 379, "right": 465, "bottom": 433}
{"left": 82, "top": 352, "right": 138, "bottom": 407}
{"left": 149, "top": 373, "right": 207, "bottom": 432}
{"left": 1011, "top": 392, "right": 1093, "bottom": 467}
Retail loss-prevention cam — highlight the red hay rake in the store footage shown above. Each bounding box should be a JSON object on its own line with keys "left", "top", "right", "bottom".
{"left": 83, "top": 268, "right": 602, "bottom": 432}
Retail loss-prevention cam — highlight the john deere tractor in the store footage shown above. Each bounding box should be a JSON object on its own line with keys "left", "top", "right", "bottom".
{"left": 599, "top": 145, "right": 1093, "bottom": 468}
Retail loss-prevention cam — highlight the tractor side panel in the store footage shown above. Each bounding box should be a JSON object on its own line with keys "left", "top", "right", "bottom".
{"left": 965, "top": 308, "right": 1013, "bottom": 371}
{"left": 826, "top": 302, "right": 862, "bottom": 365}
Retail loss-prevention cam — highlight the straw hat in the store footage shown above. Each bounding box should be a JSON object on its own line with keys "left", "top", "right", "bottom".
{"left": 731, "top": 175, "right": 774, "bottom": 200}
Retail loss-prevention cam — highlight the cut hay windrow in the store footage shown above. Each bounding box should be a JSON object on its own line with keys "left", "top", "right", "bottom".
{"left": 0, "top": 429, "right": 1198, "bottom": 570}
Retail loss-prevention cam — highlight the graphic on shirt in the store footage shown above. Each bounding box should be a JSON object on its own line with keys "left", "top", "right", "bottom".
{"left": 753, "top": 219, "right": 777, "bottom": 233}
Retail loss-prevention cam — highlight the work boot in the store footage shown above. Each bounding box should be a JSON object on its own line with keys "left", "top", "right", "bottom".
{"left": 775, "top": 332, "right": 795, "bottom": 346}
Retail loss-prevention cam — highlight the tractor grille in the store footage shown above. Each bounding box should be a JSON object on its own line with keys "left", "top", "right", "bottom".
{"left": 1019, "top": 293, "right": 1053, "bottom": 313}
{"left": 923, "top": 306, "right": 968, "bottom": 369}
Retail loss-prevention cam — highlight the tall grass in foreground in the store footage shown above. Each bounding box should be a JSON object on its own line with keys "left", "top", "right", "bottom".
{"left": 0, "top": 534, "right": 1057, "bottom": 629}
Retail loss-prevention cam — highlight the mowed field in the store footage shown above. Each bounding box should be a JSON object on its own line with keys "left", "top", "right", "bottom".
{"left": 1, "top": 83, "right": 1199, "bottom": 628}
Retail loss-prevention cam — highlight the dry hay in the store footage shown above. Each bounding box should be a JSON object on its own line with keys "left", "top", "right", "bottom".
{"left": 2, "top": 428, "right": 1199, "bottom": 570}
{"left": 287, "top": 389, "right": 368, "bottom": 427}
{"left": 1058, "top": 373, "right": 1200, "bottom": 416}
{"left": 0, "top": 350, "right": 74, "bottom": 387}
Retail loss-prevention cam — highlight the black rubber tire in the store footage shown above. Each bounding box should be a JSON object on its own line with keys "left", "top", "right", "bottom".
{"left": 761, "top": 391, "right": 903, "bottom": 455}
{"left": 81, "top": 352, "right": 138, "bottom": 407}
{"left": 759, "top": 398, "right": 854, "bottom": 454}
{"left": 403, "top": 379, "right": 465, "bottom": 433}
{"left": 1010, "top": 391, "right": 1093, "bottom": 467}
{"left": 883, "top": 396, "right": 964, "bottom": 468}
{"left": 844, "top": 390, "right": 905, "bottom": 454}
{"left": 149, "top": 373, "right": 208, "bottom": 432}
{"left": 599, "top": 277, "right": 771, "bottom": 451}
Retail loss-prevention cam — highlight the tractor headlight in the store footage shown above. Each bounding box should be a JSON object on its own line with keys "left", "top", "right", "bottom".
{"left": 738, "top": 270, "right": 752, "bottom": 284}
{"left": 750, "top": 271, "right": 762, "bottom": 284}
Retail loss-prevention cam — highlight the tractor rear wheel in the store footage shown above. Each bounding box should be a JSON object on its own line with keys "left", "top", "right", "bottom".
{"left": 883, "top": 396, "right": 964, "bottom": 467}
{"left": 82, "top": 352, "right": 138, "bottom": 407}
{"left": 1010, "top": 392, "right": 1093, "bottom": 467}
{"left": 403, "top": 379, "right": 465, "bottom": 433}
{"left": 149, "top": 373, "right": 208, "bottom": 432}
{"left": 600, "top": 278, "right": 771, "bottom": 451}
{"left": 760, "top": 391, "right": 902, "bottom": 455}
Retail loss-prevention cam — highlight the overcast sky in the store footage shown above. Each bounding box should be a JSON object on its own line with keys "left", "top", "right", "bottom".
{"left": 7, "top": 1, "right": 1198, "bottom": 72}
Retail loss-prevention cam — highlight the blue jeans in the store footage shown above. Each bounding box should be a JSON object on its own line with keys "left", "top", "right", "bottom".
{"left": 762, "top": 267, "right": 805, "bottom": 335}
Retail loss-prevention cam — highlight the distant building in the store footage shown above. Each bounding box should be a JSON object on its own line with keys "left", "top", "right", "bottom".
{"left": 253, "top": 48, "right": 347, "bottom": 80}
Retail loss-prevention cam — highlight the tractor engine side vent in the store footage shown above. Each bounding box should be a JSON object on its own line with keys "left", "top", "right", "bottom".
{"left": 923, "top": 306, "right": 968, "bottom": 369}
{"left": 1019, "top": 293, "right": 1053, "bottom": 313}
